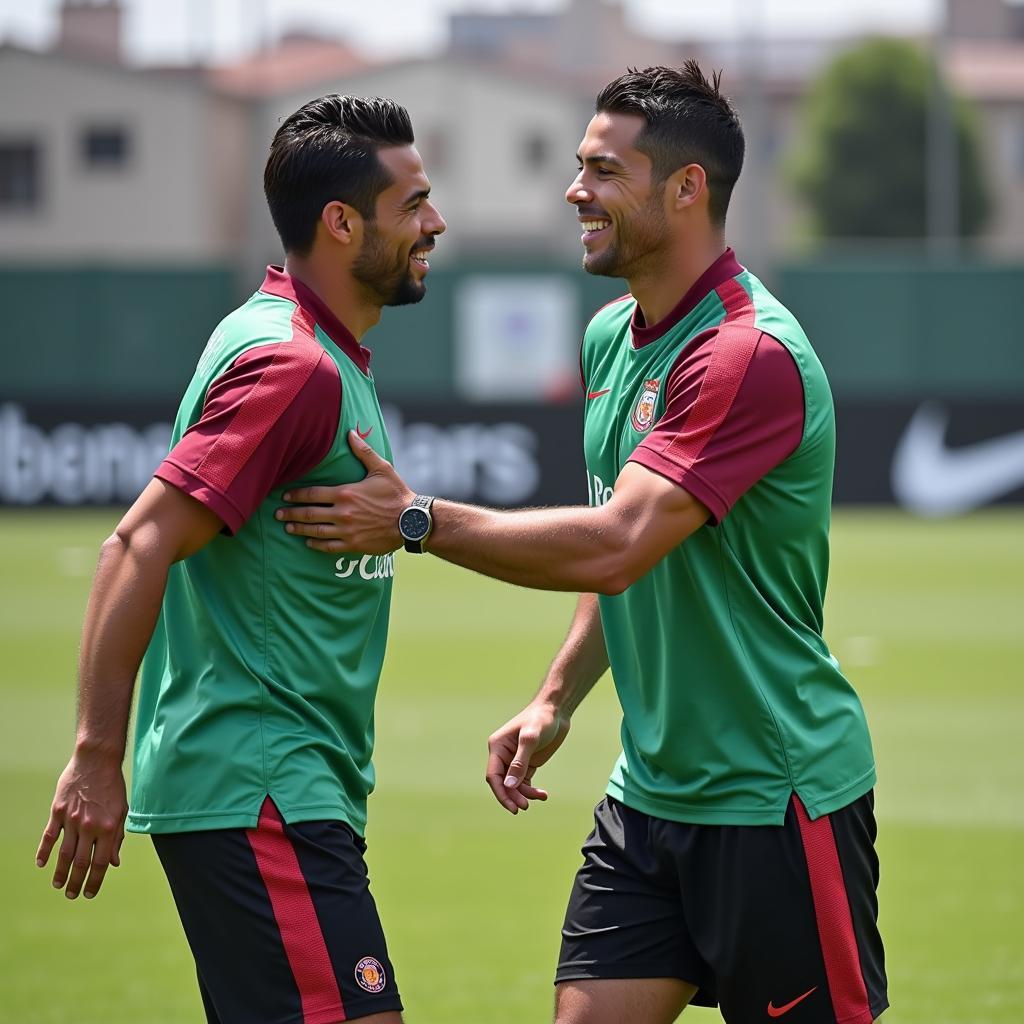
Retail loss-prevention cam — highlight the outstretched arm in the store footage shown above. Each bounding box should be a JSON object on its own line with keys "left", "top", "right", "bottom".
{"left": 486, "top": 592, "right": 608, "bottom": 813}
{"left": 36, "top": 480, "right": 223, "bottom": 900}
{"left": 278, "top": 431, "right": 709, "bottom": 594}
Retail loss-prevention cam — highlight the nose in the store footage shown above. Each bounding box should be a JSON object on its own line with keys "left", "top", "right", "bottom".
{"left": 426, "top": 202, "right": 446, "bottom": 236}
{"left": 566, "top": 176, "right": 591, "bottom": 206}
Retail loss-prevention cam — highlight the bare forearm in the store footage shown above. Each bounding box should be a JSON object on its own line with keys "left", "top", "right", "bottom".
{"left": 428, "top": 500, "right": 633, "bottom": 594}
{"left": 537, "top": 593, "right": 609, "bottom": 714}
{"left": 38, "top": 481, "right": 222, "bottom": 900}
{"left": 280, "top": 450, "right": 710, "bottom": 590}
{"left": 485, "top": 594, "right": 607, "bottom": 809}
{"left": 75, "top": 525, "right": 172, "bottom": 760}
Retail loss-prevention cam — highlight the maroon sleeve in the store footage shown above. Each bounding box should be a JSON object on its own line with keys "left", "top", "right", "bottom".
{"left": 628, "top": 328, "right": 804, "bottom": 524}
{"left": 155, "top": 341, "right": 341, "bottom": 534}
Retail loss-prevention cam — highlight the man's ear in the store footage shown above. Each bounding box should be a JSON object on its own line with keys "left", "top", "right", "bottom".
{"left": 668, "top": 163, "right": 708, "bottom": 211}
{"left": 321, "top": 200, "right": 362, "bottom": 247}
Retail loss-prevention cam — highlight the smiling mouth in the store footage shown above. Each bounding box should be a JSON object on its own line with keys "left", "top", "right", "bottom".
{"left": 410, "top": 247, "right": 432, "bottom": 270}
{"left": 580, "top": 218, "right": 611, "bottom": 243}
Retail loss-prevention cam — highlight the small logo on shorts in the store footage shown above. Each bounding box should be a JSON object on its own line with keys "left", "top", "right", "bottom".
{"left": 767, "top": 986, "right": 817, "bottom": 1017}
{"left": 354, "top": 956, "right": 386, "bottom": 993}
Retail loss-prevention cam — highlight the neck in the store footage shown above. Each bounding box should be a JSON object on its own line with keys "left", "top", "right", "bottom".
{"left": 283, "top": 254, "right": 381, "bottom": 341}
{"left": 628, "top": 233, "right": 727, "bottom": 328}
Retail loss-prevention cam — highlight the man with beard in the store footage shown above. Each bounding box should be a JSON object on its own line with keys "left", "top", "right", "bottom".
{"left": 36, "top": 94, "right": 444, "bottom": 1024}
{"left": 278, "top": 65, "right": 886, "bottom": 1024}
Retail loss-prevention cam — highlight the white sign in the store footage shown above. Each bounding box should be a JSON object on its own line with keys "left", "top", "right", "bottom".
{"left": 455, "top": 275, "right": 578, "bottom": 400}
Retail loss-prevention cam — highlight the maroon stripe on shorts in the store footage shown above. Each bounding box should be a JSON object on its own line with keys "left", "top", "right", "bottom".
{"left": 247, "top": 798, "right": 347, "bottom": 1023}
{"left": 793, "top": 795, "right": 872, "bottom": 1023}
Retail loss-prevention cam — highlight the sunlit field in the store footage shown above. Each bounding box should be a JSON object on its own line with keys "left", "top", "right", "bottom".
{"left": 2, "top": 509, "right": 1021, "bottom": 1023}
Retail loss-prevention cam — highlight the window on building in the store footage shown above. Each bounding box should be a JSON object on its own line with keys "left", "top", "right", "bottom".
{"left": 0, "top": 141, "right": 41, "bottom": 209}
{"left": 523, "top": 132, "right": 549, "bottom": 172}
{"left": 81, "top": 125, "right": 130, "bottom": 169}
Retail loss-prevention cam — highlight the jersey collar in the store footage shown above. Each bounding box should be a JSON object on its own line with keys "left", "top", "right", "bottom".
{"left": 630, "top": 248, "right": 745, "bottom": 349}
{"left": 260, "top": 266, "right": 372, "bottom": 375}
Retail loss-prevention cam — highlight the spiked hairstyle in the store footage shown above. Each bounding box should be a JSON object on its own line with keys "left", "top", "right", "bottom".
{"left": 596, "top": 62, "right": 745, "bottom": 225}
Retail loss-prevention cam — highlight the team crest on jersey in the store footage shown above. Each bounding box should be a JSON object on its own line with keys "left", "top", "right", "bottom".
{"left": 355, "top": 956, "right": 386, "bottom": 993}
{"left": 631, "top": 378, "right": 661, "bottom": 433}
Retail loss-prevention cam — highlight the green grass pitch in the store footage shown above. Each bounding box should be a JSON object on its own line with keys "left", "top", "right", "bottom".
{"left": 1, "top": 509, "right": 1021, "bottom": 1022}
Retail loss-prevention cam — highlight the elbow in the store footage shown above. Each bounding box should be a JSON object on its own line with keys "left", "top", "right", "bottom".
{"left": 580, "top": 506, "right": 652, "bottom": 596}
{"left": 100, "top": 529, "right": 130, "bottom": 561}
{"left": 105, "top": 519, "right": 161, "bottom": 563}
{"left": 92, "top": 529, "right": 132, "bottom": 579}
{"left": 595, "top": 575, "right": 630, "bottom": 597}
{"left": 594, "top": 567, "right": 638, "bottom": 596}
{"left": 589, "top": 542, "right": 640, "bottom": 597}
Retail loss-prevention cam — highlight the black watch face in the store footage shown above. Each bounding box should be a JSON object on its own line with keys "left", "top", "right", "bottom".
{"left": 400, "top": 507, "right": 431, "bottom": 541}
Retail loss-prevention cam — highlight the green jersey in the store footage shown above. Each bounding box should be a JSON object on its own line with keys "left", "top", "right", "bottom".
{"left": 582, "top": 250, "right": 875, "bottom": 825}
{"left": 127, "top": 267, "right": 393, "bottom": 836}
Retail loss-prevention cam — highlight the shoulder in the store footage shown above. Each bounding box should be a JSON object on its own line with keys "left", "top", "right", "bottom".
{"left": 582, "top": 295, "right": 634, "bottom": 381}
{"left": 585, "top": 293, "right": 634, "bottom": 337}
{"left": 743, "top": 279, "right": 834, "bottom": 421}
{"left": 220, "top": 290, "right": 308, "bottom": 343}
{"left": 198, "top": 290, "right": 323, "bottom": 381}
{"left": 669, "top": 324, "right": 800, "bottom": 397}
{"left": 212, "top": 340, "right": 338, "bottom": 413}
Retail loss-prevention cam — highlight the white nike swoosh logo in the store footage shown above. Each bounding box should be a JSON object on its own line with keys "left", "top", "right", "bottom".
{"left": 891, "top": 401, "right": 1024, "bottom": 516}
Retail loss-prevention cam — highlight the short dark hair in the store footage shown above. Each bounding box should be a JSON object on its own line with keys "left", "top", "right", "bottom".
{"left": 264, "top": 94, "right": 414, "bottom": 254}
{"left": 596, "top": 62, "right": 745, "bottom": 225}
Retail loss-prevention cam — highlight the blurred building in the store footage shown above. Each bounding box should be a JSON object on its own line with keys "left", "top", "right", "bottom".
{"left": 944, "top": 0, "right": 1024, "bottom": 254}
{"left": 719, "top": 0, "right": 1024, "bottom": 258}
{"left": 448, "top": 0, "right": 679, "bottom": 83}
{"left": 3, "top": 0, "right": 1024, "bottom": 266}
{"left": 0, "top": 11, "right": 248, "bottom": 262}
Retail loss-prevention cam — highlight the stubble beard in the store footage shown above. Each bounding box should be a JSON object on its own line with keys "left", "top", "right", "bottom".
{"left": 352, "top": 222, "right": 426, "bottom": 308}
{"left": 582, "top": 192, "right": 669, "bottom": 281}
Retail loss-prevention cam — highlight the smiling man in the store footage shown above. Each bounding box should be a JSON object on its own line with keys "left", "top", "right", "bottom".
{"left": 278, "top": 65, "right": 887, "bottom": 1024}
{"left": 37, "top": 95, "right": 444, "bottom": 1024}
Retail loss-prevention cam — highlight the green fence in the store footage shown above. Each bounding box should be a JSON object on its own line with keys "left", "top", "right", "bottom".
{"left": 0, "top": 265, "right": 237, "bottom": 404}
{"left": 2, "top": 259, "right": 1021, "bottom": 404}
{"left": 778, "top": 258, "right": 1024, "bottom": 398}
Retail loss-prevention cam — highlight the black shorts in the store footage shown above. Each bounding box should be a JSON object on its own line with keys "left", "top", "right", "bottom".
{"left": 152, "top": 798, "right": 402, "bottom": 1024}
{"left": 556, "top": 793, "right": 887, "bottom": 1024}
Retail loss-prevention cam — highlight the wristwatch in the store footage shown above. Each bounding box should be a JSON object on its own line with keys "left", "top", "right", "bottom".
{"left": 398, "top": 494, "right": 435, "bottom": 553}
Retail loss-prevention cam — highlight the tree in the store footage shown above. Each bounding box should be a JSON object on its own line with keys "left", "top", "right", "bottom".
{"left": 791, "top": 37, "right": 991, "bottom": 240}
